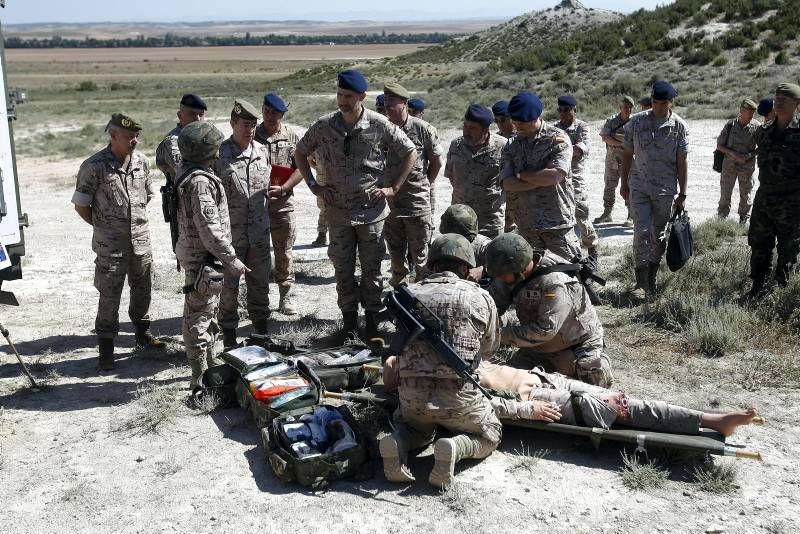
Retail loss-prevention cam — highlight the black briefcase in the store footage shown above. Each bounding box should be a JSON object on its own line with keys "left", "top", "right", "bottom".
{"left": 666, "top": 209, "right": 694, "bottom": 272}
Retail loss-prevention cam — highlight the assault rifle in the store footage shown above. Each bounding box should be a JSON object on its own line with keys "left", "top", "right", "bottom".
{"left": 384, "top": 286, "right": 492, "bottom": 400}
{"left": 161, "top": 166, "right": 197, "bottom": 272}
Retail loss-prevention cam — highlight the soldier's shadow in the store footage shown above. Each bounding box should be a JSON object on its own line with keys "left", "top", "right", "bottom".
{"left": 595, "top": 223, "right": 634, "bottom": 238}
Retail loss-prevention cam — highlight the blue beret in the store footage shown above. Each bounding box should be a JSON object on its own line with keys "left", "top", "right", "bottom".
{"left": 408, "top": 98, "right": 426, "bottom": 111}
{"left": 180, "top": 93, "right": 207, "bottom": 111}
{"left": 508, "top": 92, "right": 543, "bottom": 122}
{"left": 337, "top": 69, "right": 368, "bottom": 93}
{"left": 757, "top": 97, "right": 774, "bottom": 116}
{"left": 651, "top": 81, "right": 678, "bottom": 100}
{"left": 491, "top": 100, "right": 509, "bottom": 116}
{"left": 375, "top": 94, "right": 385, "bottom": 107}
{"left": 464, "top": 104, "right": 493, "bottom": 128}
{"left": 263, "top": 93, "right": 288, "bottom": 113}
{"left": 557, "top": 95, "right": 577, "bottom": 108}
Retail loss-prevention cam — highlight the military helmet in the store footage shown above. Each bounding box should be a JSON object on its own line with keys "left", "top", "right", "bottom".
{"left": 440, "top": 204, "right": 479, "bottom": 240}
{"left": 428, "top": 233, "right": 476, "bottom": 269}
{"left": 485, "top": 233, "right": 533, "bottom": 277}
{"left": 178, "top": 121, "right": 225, "bottom": 163}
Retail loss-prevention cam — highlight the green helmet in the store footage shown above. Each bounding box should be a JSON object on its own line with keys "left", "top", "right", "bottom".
{"left": 178, "top": 121, "right": 224, "bottom": 163}
{"left": 485, "top": 233, "right": 532, "bottom": 277}
{"left": 440, "top": 204, "right": 478, "bottom": 240}
{"left": 428, "top": 233, "right": 476, "bottom": 269}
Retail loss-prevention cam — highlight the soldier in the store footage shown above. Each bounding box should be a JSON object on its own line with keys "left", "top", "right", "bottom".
{"left": 175, "top": 121, "right": 250, "bottom": 387}
{"left": 72, "top": 113, "right": 164, "bottom": 370}
{"left": 493, "top": 100, "right": 518, "bottom": 233}
{"left": 375, "top": 94, "right": 386, "bottom": 116}
{"left": 555, "top": 95, "right": 598, "bottom": 259}
{"left": 596, "top": 95, "right": 635, "bottom": 225}
{"left": 445, "top": 104, "right": 508, "bottom": 238}
{"left": 408, "top": 98, "right": 425, "bottom": 118}
{"left": 382, "top": 82, "right": 444, "bottom": 287}
{"left": 439, "top": 203, "right": 491, "bottom": 282}
{"left": 294, "top": 70, "right": 417, "bottom": 340}
{"left": 486, "top": 233, "right": 613, "bottom": 388}
{"left": 501, "top": 92, "right": 581, "bottom": 260}
{"left": 715, "top": 98, "right": 760, "bottom": 224}
{"left": 621, "top": 81, "right": 690, "bottom": 299}
{"left": 254, "top": 92, "right": 302, "bottom": 315}
{"left": 757, "top": 97, "right": 775, "bottom": 123}
{"left": 379, "top": 233, "right": 502, "bottom": 488}
{"left": 155, "top": 93, "right": 207, "bottom": 184}
{"left": 215, "top": 99, "right": 272, "bottom": 347}
{"left": 639, "top": 96, "right": 652, "bottom": 112}
{"left": 746, "top": 83, "right": 800, "bottom": 299}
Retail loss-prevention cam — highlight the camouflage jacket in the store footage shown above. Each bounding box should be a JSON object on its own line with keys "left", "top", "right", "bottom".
{"left": 255, "top": 122, "right": 299, "bottom": 213}
{"left": 500, "top": 120, "right": 575, "bottom": 230}
{"left": 754, "top": 114, "right": 800, "bottom": 193}
{"left": 472, "top": 234, "right": 491, "bottom": 268}
{"left": 717, "top": 117, "right": 760, "bottom": 166}
{"left": 600, "top": 112, "right": 629, "bottom": 154}
{"left": 623, "top": 110, "right": 690, "bottom": 195}
{"left": 489, "top": 251, "right": 602, "bottom": 353}
{"left": 155, "top": 125, "right": 182, "bottom": 182}
{"left": 555, "top": 117, "right": 590, "bottom": 190}
{"left": 72, "top": 145, "right": 153, "bottom": 257}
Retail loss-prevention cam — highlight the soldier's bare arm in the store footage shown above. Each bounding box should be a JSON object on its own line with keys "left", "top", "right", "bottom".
{"left": 427, "top": 155, "right": 443, "bottom": 184}
{"left": 674, "top": 152, "right": 688, "bottom": 211}
{"left": 620, "top": 149, "right": 633, "bottom": 202}
{"left": 74, "top": 205, "right": 93, "bottom": 225}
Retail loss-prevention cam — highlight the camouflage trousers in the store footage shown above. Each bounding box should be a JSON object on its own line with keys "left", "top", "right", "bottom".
{"left": 384, "top": 213, "right": 432, "bottom": 287}
{"left": 270, "top": 209, "right": 296, "bottom": 286}
{"left": 328, "top": 221, "right": 385, "bottom": 313}
{"left": 219, "top": 243, "right": 271, "bottom": 329}
{"left": 395, "top": 376, "right": 501, "bottom": 457}
{"left": 630, "top": 189, "right": 673, "bottom": 268}
{"left": 518, "top": 226, "right": 581, "bottom": 261}
{"left": 718, "top": 158, "right": 755, "bottom": 218}
{"left": 505, "top": 191, "right": 518, "bottom": 233}
{"left": 316, "top": 195, "right": 328, "bottom": 234}
{"left": 476, "top": 204, "right": 505, "bottom": 239}
{"left": 508, "top": 333, "right": 613, "bottom": 388}
{"left": 181, "top": 261, "right": 222, "bottom": 379}
{"left": 603, "top": 149, "right": 625, "bottom": 210}
{"left": 574, "top": 186, "right": 598, "bottom": 249}
{"left": 94, "top": 252, "right": 152, "bottom": 339}
{"left": 748, "top": 188, "right": 800, "bottom": 284}
{"left": 429, "top": 182, "right": 438, "bottom": 216}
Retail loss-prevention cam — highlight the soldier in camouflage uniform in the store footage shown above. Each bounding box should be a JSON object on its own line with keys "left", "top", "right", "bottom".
{"left": 716, "top": 98, "right": 760, "bottom": 224}
{"left": 73, "top": 113, "right": 164, "bottom": 370}
{"left": 294, "top": 70, "right": 417, "bottom": 340}
{"left": 746, "top": 83, "right": 800, "bottom": 299}
{"left": 492, "top": 100, "right": 518, "bottom": 233}
{"left": 757, "top": 97, "right": 775, "bottom": 124}
{"left": 486, "top": 233, "right": 613, "bottom": 388}
{"left": 596, "top": 95, "right": 635, "bottom": 225}
{"left": 254, "top": 93, "right": 302, "bottom": 314}
{"left": 379, "top": 233, "right": 502, "bottom": 489}
{"left": 176, "top": 121, "right": 250, "bottom": 388}
{"left": 501, "top": 92, "right": 581, "bottom": 260}
{"left": 439, "top": 204, "right": 491, "bottom": 281}
{"left": 215, "top": 99, "right": 272, "bottom": 347}
{"left": 382, "top": 82, "right": 444, "bottom": 287}
{"left": 621, "top": 81, "right": 689, "bottom": 299}
{"left": 445, "top": 104, "right": 508, "bottom": 238}
{"left": 155, "top": 94, "right": 207, "bottom": 185}
{"left": 555, "top": 95, "right": 598, "bottom": 258}
{"left": 408, "top": 98, "right": 425, "bottom": 119}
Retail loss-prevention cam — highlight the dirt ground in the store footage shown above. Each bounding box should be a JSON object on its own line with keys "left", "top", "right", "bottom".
{"left": 0, "top": 119, "right": 798, "bottom": 533}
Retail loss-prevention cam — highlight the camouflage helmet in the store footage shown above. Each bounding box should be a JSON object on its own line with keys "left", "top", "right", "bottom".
{"left": 440, "top": 204, "right": 479, "bottom": 240}
{"left": 428, "top": 233, "right": 476, "bottom": 269}
{"left": 485, "top": 233, "right": 533, "bottom": 277}
{"left": 178, "top": 121, "right": 224, "bottom": 163}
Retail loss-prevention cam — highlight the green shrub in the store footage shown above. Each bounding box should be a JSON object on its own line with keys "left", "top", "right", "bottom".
{"left": 77, "top": 80, "right": 98, "bottom": 92}
{"left": 684, "top": 301, "right": 747, "bottom": 357}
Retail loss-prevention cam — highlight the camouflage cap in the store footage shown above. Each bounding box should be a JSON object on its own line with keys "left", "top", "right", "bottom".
{"left": 439, "top": 204, "right": 479, "bottom": 240}
{"left": 621, "top": 96, "right": 635, "bottom": 107}
{"left": 740, "top": 98, "right": 757, "bottom": 111}
{"left": 428, "top": 233, "right": 476, "bottom": 269}
{"left": 775, "top": 82, "right": 800, "bottom": 100}
{"left": 231, "top": 98, "right": 259, "bottom": 120}
{"left": 383, "top": 82, "right": 410, "bottom": 100}
{"left": 107, "top": 113, "right": 142, "bottom": 132}
{"left": 178, "top": 121, "right": 225, "bottom": 163}
{"left": 485, "top": 233, "right": 533, "bottom": 277}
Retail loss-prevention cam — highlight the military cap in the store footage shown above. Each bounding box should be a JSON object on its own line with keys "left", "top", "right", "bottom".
{"left": 180, "top": 93, "right": 207, "bottom": 111}
{"left": 492, "top": 100, "right": 509, "bottom": 116}
{"left": 178, "top": 121, "right": 225, "bottom": 163}
{"left": 557, "top": 95, "right": 577, "bottom": 108}
{"left": 464, "top": 104, "right": 494, "bottom": 128}
{"left": 639, "top": 96, "right": 652, "bottom": 107}
{"left": 621, "top": 95, "right": 635, "bottom": 107}
{"left": 508, "top": 92, "right": 543, "bottom": 122}
{"left": 408, "top": 98, "right": 426, "bottom": 111}
{"left": 485, "top": 233, "right": 533, "bottom": 277}
{"left": 231, "top": 98, "right": 259, "bottom": 121}
{"left": 428, "top": 233, "right": 476, "bottom": 269}
{"left": 440, "top": 204, "right": 479, "bottom": 240}
{"left": 651, "top": 81, "right": 678, "bottom": 100}
{"left": 384, "top": 82, "right": 410, "bottom": 100}
{"left": 337, "top": 69, "right": 368, "bottom": 93}
{"left": 740, "top": 98, "right": 757, "bottom": 111}
{"left": 263, "top": 93, "right": 288, "bottom": 113}
{"left": 757, "top": 97, "right": 774, "bottom": 116}
{"left": 107, "top": 113, "right": 142, "bottom": 132}
{"left": 376, "top": 94, "right": 385, "bottom": 107}
{"left": 775, "top": 82, "right": 800, "bottom": 100}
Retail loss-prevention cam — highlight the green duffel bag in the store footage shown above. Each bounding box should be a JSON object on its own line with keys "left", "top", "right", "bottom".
{"left": 237, "top": 359, "right": 321, "bottom": 428}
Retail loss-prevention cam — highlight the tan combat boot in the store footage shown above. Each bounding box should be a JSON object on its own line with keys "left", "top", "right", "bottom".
{"left": 189, "top": 359, "right": 207, "bottom": 390}
{"left": 379, "top": 432, "right": 416, "bottom": 483}
{"left": 631, "top": 266, "right": 649, "bottom": 301}
{"left": 311, "top": 232, "right": 327, "bottom": 247}
{"left": 429, "top": 435, "right": 475, "bottom": 489}
{"left": 279, "top": 285, "right": 297, "bottom": 315}
{"left": 135, "top": 325, "right": 167, "bottom": 349}
{"left": 593, "top": 208, "right": 613, "bottom": 224}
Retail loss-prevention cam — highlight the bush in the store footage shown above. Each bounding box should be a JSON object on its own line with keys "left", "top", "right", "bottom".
{"left": 775, "top": 51, "right": 789, "bottom": 65}
{"left": 684, "top": 301, "right": 747, "bottom": 357}
{"left": 76, "top": 80, "right": 98, "bottom": 92}
{"left": 713, "top": 55, "right": 729, "bottom": 67}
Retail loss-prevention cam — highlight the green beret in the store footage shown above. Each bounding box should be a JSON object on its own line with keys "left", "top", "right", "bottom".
{"left": 231, "top": 98, "right": 259, "bottom": 120}
{"left": 775, "top": 83, "right": 800, "bottom": 100}
{"left": 621, "top": 96, "right": 635, "bottom": 107}
{"left": 383, "top": 82, "right": 410, "bottom": 100}
{"left": 108, "top": 113, "right": 142, "bottom": 132}
{"left": 740, "top": 98, "right": 757, "bottom": 111}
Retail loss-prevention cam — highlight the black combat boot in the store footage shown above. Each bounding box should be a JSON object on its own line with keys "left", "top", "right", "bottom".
{"left": 98, "top": 338, "right": 115, "bottom": 370}
{"left": 647, "top": 262, "right": 660, "bottom": 297}
{"left": 251, "top": 319, "right": 269, "bottom": 336}
{"left": 342, "top": 311, "right": 358, "bottom": 339}
{"left": 135, "top": 325, "right": 167, "bottom": 349}
{"left": 364, "top": 311, "right": 384, "bottom": 345}
{"left": 222, "top": 328, "right": 238, "bottom": 349}
{"left": 631, "top": 267, "right": 649, "bottom": 301}
{"left": 311, "top": 232, "right": 327, "bottom": 247}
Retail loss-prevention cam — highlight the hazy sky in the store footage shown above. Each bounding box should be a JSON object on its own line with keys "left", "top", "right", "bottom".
{"left": 2, "top": 1, "right": 667, "bottom": 24}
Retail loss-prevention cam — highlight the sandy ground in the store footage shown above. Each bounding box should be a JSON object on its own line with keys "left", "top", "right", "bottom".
{"left": 0, "top": 119, "right": 798, "bottom": 533}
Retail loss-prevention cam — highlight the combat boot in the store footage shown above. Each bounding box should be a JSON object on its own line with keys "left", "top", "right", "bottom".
{"left": 189, "top": 359, "right": 206, "bottom": 390}
{"left": 135, "top": 325, "right": 167, "bottom": 349}
{"left": 364, "top": 311, "right": 384, "bottom": 345}
{"left": 429, "top": 435, "right": 475, "bottom": 489}
{"left": 379, "top": 432, "right": 415, "bottom": 483}
{"left": 278, "top": 285, "right": 297, "bottom": 315}
{"left": 98, "top": 338, "right": 115, "bottom": 371}
{"left": 743, "top": 275, "right": 767, "bottom": 303}
{"left": 739, "top": 214, "right": 750, "bottom": 225}
{"left": 342, "top": 311, "right": 358, "bottom": 338}
{"left": 631, "top": 267, "right": 649, "bottom": 301}
{"left": 593, "top": 208, "right": 613, "bottom": 224}
{"left": 251, "top": 318, "right": 269, "bottom": 336}
{"left": 311, "top": 232, "right": 327, "bottom": 247}
{"left": 647, "top": 262, "right": 660, "bottom": 297}
{"left": 222, "top": 328, "right": 238, "bottom": 349}
{"left": 623, "top": 216, "right": 634, "bottom": 228}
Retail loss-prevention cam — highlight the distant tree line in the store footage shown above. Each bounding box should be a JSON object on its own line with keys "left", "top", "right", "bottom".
{"left": 3, "top": 31, "right": 458, "bottom": 48}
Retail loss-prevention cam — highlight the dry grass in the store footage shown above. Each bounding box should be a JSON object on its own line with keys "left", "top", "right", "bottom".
{"left": 60, "top": 480, "right": 91, "bottom": 502}
{"left": 691, "top": 460, "right": 739, "bottom": 494}
{"left": 619, "top": 451, "right": 669, "bottom": 491}
{"left": 505, "top": 442, "right": 549, "bottom": 475}
{"left": 154, "top": 453, "right": 182, "bottom": 478}
{"left": 115, "top": 382, "right": 185, "bottom": 435}
{"left": 191, "top": 389, "right": 222, "bottom": 415}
